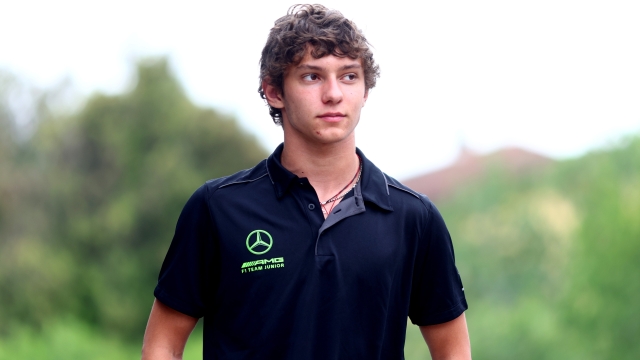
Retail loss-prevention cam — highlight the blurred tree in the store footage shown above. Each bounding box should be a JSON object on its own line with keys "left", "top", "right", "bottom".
{"left": 555, "top": 137, "right": 640, "bottom": 359}
{"left": 432, "top": 136, "right": 640, "bottom": 359}
{"left": 0, "top": 73, "right": 54, "bottom": 337}
{"left": 0, "top": 59, "right": 268, "bottom": 340}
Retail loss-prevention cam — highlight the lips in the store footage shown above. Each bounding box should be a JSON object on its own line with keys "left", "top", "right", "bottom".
{"left": 318, "top": 112, "right": 346, "bottom": 122}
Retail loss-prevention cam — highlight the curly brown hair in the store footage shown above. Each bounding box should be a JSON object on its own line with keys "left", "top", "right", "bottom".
{"left": 258, "top": 4, "right": 380, "bottom": 125}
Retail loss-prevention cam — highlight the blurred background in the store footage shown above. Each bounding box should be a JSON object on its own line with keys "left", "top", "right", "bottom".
{"left": 1, "top": 1, "right": 639, "bottom": 359}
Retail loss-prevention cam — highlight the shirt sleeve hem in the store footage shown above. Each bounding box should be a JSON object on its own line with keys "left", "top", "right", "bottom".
{"left": 154, "top": 286, "right": 204, "bottom": 319}
{"left": 410, "top": 299, "right": 468, "bottom": 326}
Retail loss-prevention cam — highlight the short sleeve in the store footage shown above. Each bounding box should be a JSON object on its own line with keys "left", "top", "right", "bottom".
{"left": 154, "top": 184, "right": 216, "bottom": 318}
{"left": 408, "top": 200, "right": 468, "bottom": 325}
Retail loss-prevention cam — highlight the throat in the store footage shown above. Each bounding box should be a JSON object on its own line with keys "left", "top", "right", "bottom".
{"left": 318, "top": 155, "right": 362, "bottom": 218}
{"left": 279, "top": 142, "right": 362, "bottom": 218}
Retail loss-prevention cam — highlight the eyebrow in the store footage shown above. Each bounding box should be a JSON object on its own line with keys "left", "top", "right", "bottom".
{"left": 296, "top": 63, "right": 362, "bottom": 71}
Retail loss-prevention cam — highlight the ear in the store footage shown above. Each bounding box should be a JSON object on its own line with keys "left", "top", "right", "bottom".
{"left": 262, "top": 80, "right": 285, "bottom": 109}
{"left": 362, "top": 89, "right": 369, "bottom": 107}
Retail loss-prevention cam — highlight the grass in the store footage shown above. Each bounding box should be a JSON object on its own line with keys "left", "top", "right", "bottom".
{"left": 0, "top": 318, "right": 432, "bottom": 359}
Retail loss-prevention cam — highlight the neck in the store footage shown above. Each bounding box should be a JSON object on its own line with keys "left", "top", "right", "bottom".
{"left": 281, "top": 136, "right": 359, "bottom": 203}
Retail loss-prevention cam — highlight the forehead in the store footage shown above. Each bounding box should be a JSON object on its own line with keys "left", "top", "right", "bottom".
{"left": 292, "top": 50, "right": 364, "bottom": 72}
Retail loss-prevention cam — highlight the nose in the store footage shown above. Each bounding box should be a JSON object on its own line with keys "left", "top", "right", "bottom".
{"left": 321, "top": 77, "right": 343, "bottom": 104}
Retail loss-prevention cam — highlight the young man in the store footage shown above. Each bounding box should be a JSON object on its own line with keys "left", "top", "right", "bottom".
{"left": 142, "top": 4, "right": 470, "bottom": 359}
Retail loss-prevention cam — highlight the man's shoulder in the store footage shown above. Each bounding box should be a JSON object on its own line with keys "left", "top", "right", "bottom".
{"left": 201, "top": 159, "right": 270, "bottom": 196}
{"left": 359, "top": 152, "right": 437, "bottom": 218}
{"left": 383, "top": 173, "right": 437, "bottom": 216}
{"left": 378, "top": 173, "right": 451, "bottom": 240}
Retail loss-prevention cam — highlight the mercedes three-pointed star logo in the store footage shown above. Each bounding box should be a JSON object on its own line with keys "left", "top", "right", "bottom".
{"left": 246, "top": 230, "right": 273, "bottom": 255}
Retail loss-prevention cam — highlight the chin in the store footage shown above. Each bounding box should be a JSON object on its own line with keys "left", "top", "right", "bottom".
{"left": 316, "top": 132, "right": 354, "bottom": 145}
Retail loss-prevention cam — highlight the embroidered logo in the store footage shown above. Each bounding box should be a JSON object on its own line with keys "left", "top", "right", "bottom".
{"left": 245, "top": 230, "right": 273, "bottom": 255}
{"left": 242, "top": 230, "right": 284, "bottom": 274}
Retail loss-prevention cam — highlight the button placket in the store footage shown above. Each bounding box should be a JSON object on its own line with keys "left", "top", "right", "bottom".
{"left": 293, "top": 177, "right": 324, "bottom": 232}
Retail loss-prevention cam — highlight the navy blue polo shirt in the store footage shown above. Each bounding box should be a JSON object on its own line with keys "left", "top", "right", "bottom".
{"left": 155, "top": 144, "right": 467, "bottom": 359}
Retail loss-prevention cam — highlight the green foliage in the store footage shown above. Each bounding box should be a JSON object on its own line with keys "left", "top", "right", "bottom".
{"left": 0, "top": 318, "right": 204, "bottom": 360}
{"left": 0, "top": 318, "right": 140, "bottom": 360}
{"left": 433, "top": 135, "right": 640, "bottom": 359}
{"left": 0, "top": 60, "right": 268, "bottom": 341}
{"left": 555, "top": 138, "right": 640, "bottom": 359}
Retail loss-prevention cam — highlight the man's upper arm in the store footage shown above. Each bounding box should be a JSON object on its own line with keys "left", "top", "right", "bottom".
{"left": 419, "top": 312, "right": 471, "bottom": 360}
{"left": 142, "top": 299, "right": 199, "bottom": 360}
{"left": 409, "top": 197, "right": 468, "bottom": 325}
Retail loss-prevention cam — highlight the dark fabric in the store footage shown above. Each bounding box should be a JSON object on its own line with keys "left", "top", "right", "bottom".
{"left": 155, "top": 144, "right": 467, "bottom": 359}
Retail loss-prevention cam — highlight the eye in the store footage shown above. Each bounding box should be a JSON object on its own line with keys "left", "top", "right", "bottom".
{"left": 343, "top": 73, "right": 357, "bottom": 81}
{"left": 302, "top": 74, "right": 319, "bottom": 81}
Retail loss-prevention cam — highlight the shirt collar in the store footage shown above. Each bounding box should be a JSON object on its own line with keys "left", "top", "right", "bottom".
{"left": 266, "top": 143, "right": 393, "bottom": 211}
{"left": 356, "top": 147, "right": 394, "bottom": 211}
{"left": 266, "top": 143, "right": 299, "bottom": 198}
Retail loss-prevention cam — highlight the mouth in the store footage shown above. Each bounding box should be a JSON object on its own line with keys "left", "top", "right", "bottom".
{"left": 318, "top": 112, "right": 346, "bottom": 122}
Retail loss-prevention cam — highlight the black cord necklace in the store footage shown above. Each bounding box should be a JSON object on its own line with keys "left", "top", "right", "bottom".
{"left": 320, "top": 155, "right": 362, "bottom": 216}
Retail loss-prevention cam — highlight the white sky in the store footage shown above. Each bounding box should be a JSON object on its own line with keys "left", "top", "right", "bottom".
{"left": 2, "top": 0, "right": 639, "bottom": 179}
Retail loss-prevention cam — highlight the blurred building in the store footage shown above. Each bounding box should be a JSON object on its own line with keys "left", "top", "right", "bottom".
{"left": 403, "top": 146, "right": 554, "bottom": 202}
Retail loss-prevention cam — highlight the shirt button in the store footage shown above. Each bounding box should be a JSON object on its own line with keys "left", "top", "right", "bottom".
{"left": 308, "top": 204, "right": 315, "bottom": 210}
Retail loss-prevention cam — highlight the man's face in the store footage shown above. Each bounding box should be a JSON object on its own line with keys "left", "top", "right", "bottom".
{"left": 265, "top": 48, "right": 369, "bottom": 146}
